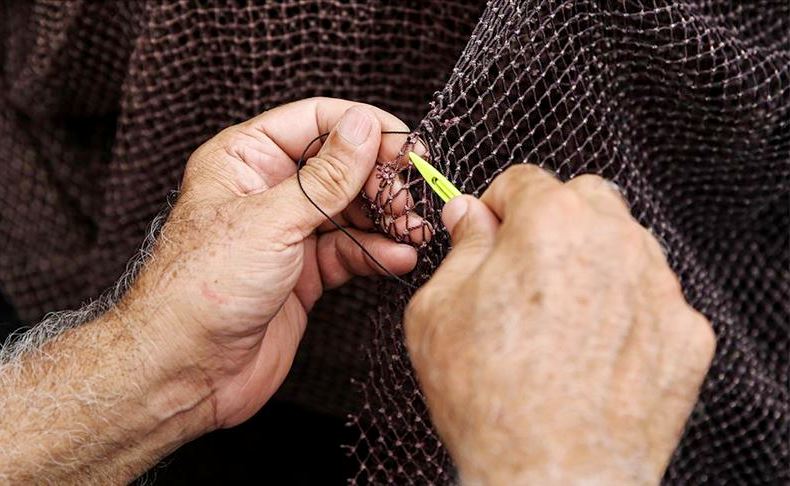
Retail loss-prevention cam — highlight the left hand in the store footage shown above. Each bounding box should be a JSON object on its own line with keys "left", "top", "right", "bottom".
{"left": 404, "top": 166, "right": 715, "bottom": 484}
{"left": 125, "top": 98, "right": 424, "bottom": 429}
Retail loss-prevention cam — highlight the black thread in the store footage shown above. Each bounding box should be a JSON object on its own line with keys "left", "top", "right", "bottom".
{"left": 296, "top": 130, "right": 420, "bottom": 289}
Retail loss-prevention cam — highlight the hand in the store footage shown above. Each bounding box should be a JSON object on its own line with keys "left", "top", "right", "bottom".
{"left": 404, "top": 166, "right": 716, "bottom": 484}
{"left": 125, "top": 98, "right": 424, "bottom": 429}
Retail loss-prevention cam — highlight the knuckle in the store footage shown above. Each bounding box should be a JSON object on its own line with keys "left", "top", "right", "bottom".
{"left": 192, "top": 128, "right": 243, "bottom": 169}
{"left": 505, "top": 163, "right": 549, "bottom": 188}
{"left": 311, "top": 95, "right": 334, "bottom": 105}
{"left": 216, "top": 132, "right": 248, "bottom": 163}
{"left": 302, "top": 154, "right": 353, "bottom": 201}
{"left": 665, "top": 276, "right": 684, "bottom": 300}
{"left": 653, "top": 268, "right": 684, "bottom": 298}
{"left": 666, "top": 305, "right": 716, "bottom": 372}
{"left": 525, "top": 187, "right": 583, "bottom": 227}
{"left": 618, "top": 220, "right": 646, "bottom": 247}
{"left": 568, "top": 173, "right": 605, "bottom": 191}
{"left": 491, "top": 164, "right": 543, "bottom": 193}
{"left": 607, "top": 222, "right": 649, "bottom": 266}
{"left": 644, "top": 227, "right": 670, "bottom": 260}
{"left": 687, "top": 310, "right": 716, "bottom": 361}
{"left": 509, "top": 163, "right": 551, "bottom": 179}
{"left": 543, "top": 186, "right": 583, "bottom": 212}
{"left": 213, "top": 126, "right": 242, "bottom": 151}
{"left": 186, "top": 138, "right": 219, "bottom": 170}
{"left": 568, "top": 173, "right": 629, "bottom": 211}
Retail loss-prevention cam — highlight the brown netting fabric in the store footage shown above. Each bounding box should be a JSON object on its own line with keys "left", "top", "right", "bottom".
{"left": 0, "top": 0, "right": 484, "bottom": 416}
{"left": 1, "top": 1, "right": 788, "bottom": 484}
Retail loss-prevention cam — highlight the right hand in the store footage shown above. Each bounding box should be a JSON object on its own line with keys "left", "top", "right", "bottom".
{"left": 404, "top": 165, "right": 715, "bottom": 484}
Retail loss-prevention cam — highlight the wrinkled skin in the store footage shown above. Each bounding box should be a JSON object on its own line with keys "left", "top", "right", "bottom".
{"left": 0, "top": 98, "right": 430, "bottom": 483}
{"left": 0, "top": 96, "right": 713, "bottom": 484}
{"left": 405, "top": 166, "right": 716, "bottom": 485}
{"left": 128, "top": 98, "right": 427, "bottom": 428}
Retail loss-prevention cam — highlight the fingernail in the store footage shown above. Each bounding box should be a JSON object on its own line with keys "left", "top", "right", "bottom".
{"left": 410, "top": 137, "right": 428, "bottom": 158}
{"left": 441, "top": 195, "right": 469, "bottom": 232}
{"left": 337, "top": 107, "right": 373, "bottom": 146}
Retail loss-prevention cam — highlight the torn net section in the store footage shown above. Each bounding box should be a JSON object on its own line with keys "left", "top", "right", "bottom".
{"left": 353, "top": 1, "right": 789, "bottom": 484}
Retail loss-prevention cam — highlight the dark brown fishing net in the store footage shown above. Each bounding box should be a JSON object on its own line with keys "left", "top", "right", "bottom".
{"left": 354, "top": 2, "right": 790, "bottom": 483}
{"left": 1, "top": 1, "right": 787, "bottom": 484}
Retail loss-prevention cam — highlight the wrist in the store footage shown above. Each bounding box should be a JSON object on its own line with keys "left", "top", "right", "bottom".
{"left": 113, "top": 291, "right": 218, "bottom": 443}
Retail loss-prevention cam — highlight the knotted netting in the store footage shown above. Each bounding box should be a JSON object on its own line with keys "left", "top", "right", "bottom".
{"left": 1, "top": 1, "right": 787, "bottom": 484}
{"left": 355, "top": 1, "right": 789, "bottom": 483}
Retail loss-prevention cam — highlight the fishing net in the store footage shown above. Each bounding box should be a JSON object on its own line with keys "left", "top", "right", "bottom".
{"left": 1, "top": 1, "right": 787, "bottom": 484}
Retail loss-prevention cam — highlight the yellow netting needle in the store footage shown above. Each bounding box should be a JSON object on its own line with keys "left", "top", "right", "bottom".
{"left": 408, "top": 152, "right": 462, "bottom": 203}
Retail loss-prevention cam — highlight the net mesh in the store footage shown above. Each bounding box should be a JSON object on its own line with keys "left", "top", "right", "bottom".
{"left": 1, "top": 1, "right": 788, "bottom": 484}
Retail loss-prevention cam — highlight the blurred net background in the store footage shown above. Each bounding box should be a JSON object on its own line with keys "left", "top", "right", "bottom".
{"left": 1, "top": 1, "right": 787, "bottom": 484}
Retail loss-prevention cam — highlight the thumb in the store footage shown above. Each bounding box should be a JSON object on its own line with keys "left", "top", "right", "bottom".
{"left": 430, "top": 195, "right": 500, "bottom": 282}
{"left": 263, "top": 106, "right": 382, "bottom": 239}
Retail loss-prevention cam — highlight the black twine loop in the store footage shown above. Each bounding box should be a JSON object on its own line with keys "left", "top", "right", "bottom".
{"left": 295, "top": 130, "right": 423, "bottom": 289}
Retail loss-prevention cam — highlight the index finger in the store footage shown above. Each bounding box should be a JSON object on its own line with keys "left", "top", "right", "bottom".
{"left": 241, "top": 97, "right": 412, "bottom": 165}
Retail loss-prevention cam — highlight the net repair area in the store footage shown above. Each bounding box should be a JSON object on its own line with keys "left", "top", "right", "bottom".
{"left": 1, "top": 1, "right": 787, "bottom": 484}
